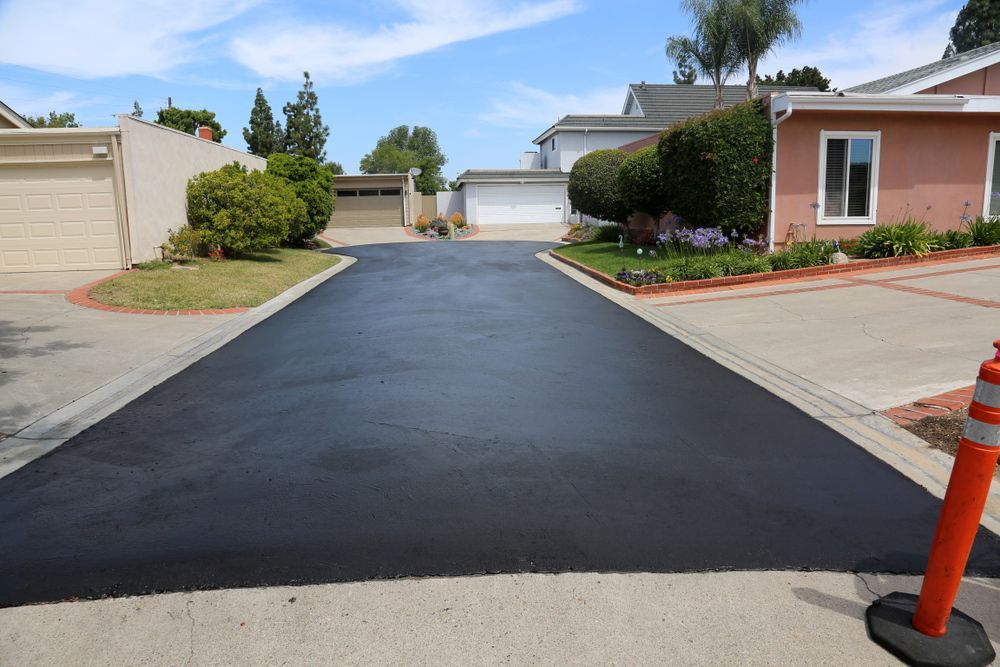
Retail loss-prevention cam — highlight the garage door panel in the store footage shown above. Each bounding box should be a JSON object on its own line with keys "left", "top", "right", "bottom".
{"left": 0, "top": 164, "right": 123, "bottom": 272}
{"left": 478, "top": 184, "right": 565, "bottom": 225}
{"left": 329, "top": 191, "right": 404, "bottom": 228}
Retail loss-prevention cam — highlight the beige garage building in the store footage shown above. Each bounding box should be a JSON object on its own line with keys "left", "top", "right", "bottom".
{"left": 0, "top": 103, "right": 265, "bottom": 273}
{"left": 328, "top": 173, "right": 420, "bottom": 228}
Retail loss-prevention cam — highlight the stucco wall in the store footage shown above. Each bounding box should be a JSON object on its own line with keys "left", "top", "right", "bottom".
{"left": 919, "top": 63, "right": 1000, "bottom": 95}
{"left": 437, "top": 190, "right": 464, "bottom": 219}
{"left": 539, "top": 129, "right": 665, "bottom": 173}
{"left": 773, "top": 110, "right": 1000, "bottom": 243}
{"left": 118, "top": 115, "right": 267, "bottom": 263}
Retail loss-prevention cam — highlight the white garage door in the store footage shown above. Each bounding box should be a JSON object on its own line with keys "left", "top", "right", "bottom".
{"left": 478, "top": 184, "right": 565, "bottom": 224}
{"left": 0, "top": 163, "right": 123, "bottom": 273}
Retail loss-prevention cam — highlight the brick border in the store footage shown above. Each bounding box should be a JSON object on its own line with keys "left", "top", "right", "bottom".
{"left": 404, "top": 224, "right": 480, "bottom": 241}
{"left": 882, "top": 386, "right": 974, "bottom": 427}
{"left": 318, "top": 233, "right": 351, "bottom": 247}
{"left": 65, "top": 271, "right": 249, "bottom": 316}
{"left": 549, "top": 245, "right": 1000, "bottom": 297}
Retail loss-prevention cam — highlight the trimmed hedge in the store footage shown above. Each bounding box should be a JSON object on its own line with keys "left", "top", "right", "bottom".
{"left": 658, "top": 101, "right": 772, "bottom": 235}
{"left": 266, "top": 154, "right": 335, "bottom": 244}
{"left": 617, "top": 145, "right": 669, "bottom": 217}
{"left": 186, "top": 162, "right": 306, "bottom": 254}
{"left": 568, "top": 149, "right": 631, "bottom": 224}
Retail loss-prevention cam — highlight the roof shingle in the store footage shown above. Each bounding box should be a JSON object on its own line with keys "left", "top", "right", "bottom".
{"left": 844, "top": 41, "right": 1000, "bottom": 94}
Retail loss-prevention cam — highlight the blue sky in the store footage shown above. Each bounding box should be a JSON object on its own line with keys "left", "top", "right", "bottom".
{"left": 0, "top": 0, "right": 964, "bottom": 180}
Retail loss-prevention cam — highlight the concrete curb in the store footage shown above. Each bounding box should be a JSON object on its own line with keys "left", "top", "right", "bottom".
{"left": 537, "top": 250, "right": 1000, "bottom": 536}
{"left": 0, "top": 255, "right": 357, "bottom": 481}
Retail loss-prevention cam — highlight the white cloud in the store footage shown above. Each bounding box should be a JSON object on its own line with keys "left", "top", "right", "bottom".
{"left": 0, "top": 0, "right": 261, "bottom": 78}
{"left": 479, "top": 82, "right": 626, "bottom": 129}
{"left": 229, "top": 0, "right": 581, "bottom": 82}
{"left": 759, "top": 1, "right": 957, "bottom": 90}
{"left": 0, "top": 84, "right": 102, "bottom": 118}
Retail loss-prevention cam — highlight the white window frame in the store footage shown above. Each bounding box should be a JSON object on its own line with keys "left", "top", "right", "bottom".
{"left": 981, "top": 132, "right": 1000, "bottom": 218}
{"left": 816, "top": 130, "right": 881, "bottom": 226}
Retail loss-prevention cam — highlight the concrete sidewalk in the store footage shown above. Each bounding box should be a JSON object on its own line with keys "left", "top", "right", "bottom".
{"left": 322, "top": 222, "right": 568, "bottom": 246}
{"left": 637, "top": 256, "right": 1000, "bottom": 411}
{"left": 1, "top": 571, "right": 996, "bottom": 665}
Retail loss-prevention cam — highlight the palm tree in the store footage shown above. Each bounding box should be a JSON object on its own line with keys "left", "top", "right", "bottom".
{"left": 730, "top": 0, "right": 804, "bottom": 100}
{"left": 666, "top": 0, "right": 742, "bottom": 109}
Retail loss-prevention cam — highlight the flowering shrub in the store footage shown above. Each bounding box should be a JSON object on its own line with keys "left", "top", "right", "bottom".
{"left": 165, "top": 224, "right": 204, "bottom": 259}
{"left": 415, "top": 214, "right": 430, "bottom": 232}
{"left": 207, "top": 245, "right": 225, "bottom": 261}
{"left": 767, "top": 239, "right": 836, "bottom": 270}
{"left": 450, "top": 211, "right": 467, "bottom": 228}
{"left": 616, "top": 267, "right": 672, "bottom": 286}
{"left": 656, "top": 226, "right": 766, "bottom": 255}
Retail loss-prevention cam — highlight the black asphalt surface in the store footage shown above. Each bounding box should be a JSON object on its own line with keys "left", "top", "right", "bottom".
{"left": 1, "top": 242, "right": 998, "bottom": 607}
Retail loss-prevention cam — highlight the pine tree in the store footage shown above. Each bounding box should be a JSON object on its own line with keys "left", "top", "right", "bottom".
{"left": 943, "top": 0, "right": 1000, "bottom": 57}
{"left": 132, "top": 101, "right": 143, "bottom": 118}
{"left": 243, "top": 88, "right": 283, "bottom": 157}
{"left": 283, "top": 72, "right": 330, "bottom": 161}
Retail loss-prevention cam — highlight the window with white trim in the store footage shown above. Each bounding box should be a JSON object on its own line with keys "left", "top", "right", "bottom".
{"left": 817, "top": 131, "right": 880, "bottom": 224}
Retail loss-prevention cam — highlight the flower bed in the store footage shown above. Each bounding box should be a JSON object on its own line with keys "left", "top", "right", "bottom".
{"left": 551, "top": 243, "right": 1000, "bottom": 297}
{"left": 412, "top": 212, "right": 475, "bottom": 240}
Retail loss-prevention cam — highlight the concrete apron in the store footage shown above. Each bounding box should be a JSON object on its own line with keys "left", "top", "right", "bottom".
{"left": 1, "top": 571, "right": 997, "bottom": 665}
{"left": 0, "top": 255, "right": 357, "bottom": 481}
{"left": 537, "top": 252, "right": 1000, "bottom": 536}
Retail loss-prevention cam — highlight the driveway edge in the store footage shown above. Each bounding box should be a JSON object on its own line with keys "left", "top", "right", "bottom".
{"left": 537, "top": 250, "right": 1000, "bottom": 535}
{"left": 0, "top": 255, "right": 357, "bottom": 480}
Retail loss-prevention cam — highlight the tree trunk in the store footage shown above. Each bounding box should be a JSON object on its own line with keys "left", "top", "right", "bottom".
{"left": 713, "top": 81, "right": 724, "bottom": 109}
{"left": 746, "top": 58, "right": 758, "bottom": 100}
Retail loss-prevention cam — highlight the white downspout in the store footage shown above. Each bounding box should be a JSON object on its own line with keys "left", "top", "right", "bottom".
{"left": 768, "top": 97, "right": 792, "bottom": 252}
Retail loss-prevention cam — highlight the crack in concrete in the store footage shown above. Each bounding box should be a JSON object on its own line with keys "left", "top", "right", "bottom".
{"left": 853, "top": 572, "right": 880, "bottom": 601}
{"left": 184, "top": 599, "right": 195, "bottom": 666}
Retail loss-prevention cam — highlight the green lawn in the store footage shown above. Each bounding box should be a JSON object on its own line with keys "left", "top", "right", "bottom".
{"left": 554, "top": 242, "right": 674, "bottom": 274}
{"left": 90, "top": 248, "right": 339, "bottom": 310}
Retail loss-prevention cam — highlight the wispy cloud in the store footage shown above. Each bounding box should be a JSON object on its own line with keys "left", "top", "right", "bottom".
{"left": 229, "top": 0, "right": 582, "bottom": 82}
{"left": 759, "top": 0, "right": 957, "bottom": 89}
{"left": 0, "top": 84, "right": 102, "bottom": 118}
{"left": 479, "top": 82, "right": 626, "bottom": 129}
{"left": 0, "top": 0, "right": 261, "bottom": 79}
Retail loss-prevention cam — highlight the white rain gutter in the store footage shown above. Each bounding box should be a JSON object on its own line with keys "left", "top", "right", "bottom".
{"left": 768, "top": 96, "right": 793, "bottom": 252}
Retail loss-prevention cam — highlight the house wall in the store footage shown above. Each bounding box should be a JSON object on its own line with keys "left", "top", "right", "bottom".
{"left": 118, "top": 115, "right": 266, "bottom": 263}
{"left": 918, "top": 63, "right": 1000, "bottom": 95}
{"left": 773, "top": 109, "right": 1000, "bottom": 243}
{"left": 0, "top": 116, "right": 20, "bottom": 129}
{"left": 538, "top": 129, "right": 663, "bottom": 172}
{"left": 463, "top": 184, "right": 479, "bottom": 225}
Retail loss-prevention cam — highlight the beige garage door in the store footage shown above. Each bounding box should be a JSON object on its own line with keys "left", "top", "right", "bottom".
{"left": 329, "top": 188, "right": 403, "bottom": 227}
{"left": 0, "top": 163, "right": 123, "bottom": 273}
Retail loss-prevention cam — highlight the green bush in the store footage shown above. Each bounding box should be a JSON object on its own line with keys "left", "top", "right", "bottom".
{"left": 164, "top": 224, "right": 204, "bottom": 259}
{"left": 568, "top": 149, "right": 631, "bottom": 223}
{"left": 186, "top": 162, "right": 305, "bottom": 254}
{"left": 717, "top": 252, "right": 772, "bottom": 276}
{"left": 668, "top": 255, "right": 722, "bottom": 281}
{"left": 931, "top": 230, "right": 973, "bottom": 250}
{"left": 266, "top": 153, "right": 335, "bottom": 243}
{"left": 617, "top": 145, "right": 669, "bottom": 217}
{"left": 856, "top": 219, "right": 939, "bottom": 258}
{"left": 659, "top": 101, "right": 772, "bottom": 235}
{"left": 592, "top": 223, "right": 627, "bottom": 243}
{"left": 768, "top": 239, "right": 836, "bottom": 270}
{"left": 967, "top": 216, "right": 1000, "bottom": 246}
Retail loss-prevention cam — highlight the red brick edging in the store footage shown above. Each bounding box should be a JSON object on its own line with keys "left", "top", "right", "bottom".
{"left": 65, "top": 271, "right": 249, "bottom": 316}
{"left": 549, "top": 245, "right": 1000, "bottom": 297}
{"left": 882, "top": 386, "right": 975, "bottom": 427}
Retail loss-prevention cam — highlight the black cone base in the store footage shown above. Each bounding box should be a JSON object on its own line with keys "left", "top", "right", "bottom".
{"left": 866, "top": 592, "right": 995, "bottom": 667}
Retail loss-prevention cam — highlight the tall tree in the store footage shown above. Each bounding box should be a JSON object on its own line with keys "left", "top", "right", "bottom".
{"left": 730, "top": 0, "right": 804, "bottom": 100}
{"left": 944, "top": 0, "right": 1000, "bottom": 57}
{"left": 672, "top": 49, "right": 699, "bottom": 84}
{"left": 243, "top": 88, "right": 284, "bottom": 157}
{"left": 155, "top": 107, "right": 226, "bottom": 142}
{"left": 324, "top": 161, "right": 345, "bottom": 175}
{"left": 283, "top": 72, "right": 330, "bottom": 161}
{"left": 132, "top": 101, "right": 143, "bottom": 118}
{"left": 757, "top": 66, "right": 831, "bottom": 91}
{"left": 666, "top": 0, "right": 742, "bottom": 109}
{"left": 27, "top": 111, "right": 79, "bottom": 128}
{"left": 359, "top": 125, "right": 447, "bottom": 194}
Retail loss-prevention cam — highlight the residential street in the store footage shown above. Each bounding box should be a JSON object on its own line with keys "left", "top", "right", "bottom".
{"left": 1, "top": 241, "right": 998, "bottom": 608}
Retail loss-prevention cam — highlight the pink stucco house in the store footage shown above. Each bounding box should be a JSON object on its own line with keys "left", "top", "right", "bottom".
{"left": 765, "top": 42, "right": 1000, "bottom": 248}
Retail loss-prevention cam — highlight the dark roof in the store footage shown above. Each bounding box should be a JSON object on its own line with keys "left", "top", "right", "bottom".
{"left": 845, "top": 41, "right": 1000, "bottom": 93}
{"left": 456, "top": 169, "right": 569, "bottom": 183}
{"left": 626, "top": 83, "right": 816, "bottom": 126}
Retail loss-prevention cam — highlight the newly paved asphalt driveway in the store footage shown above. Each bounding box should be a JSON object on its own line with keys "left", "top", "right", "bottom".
{"left": 1, "top": 242, "right": 998, "bottom": 607}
